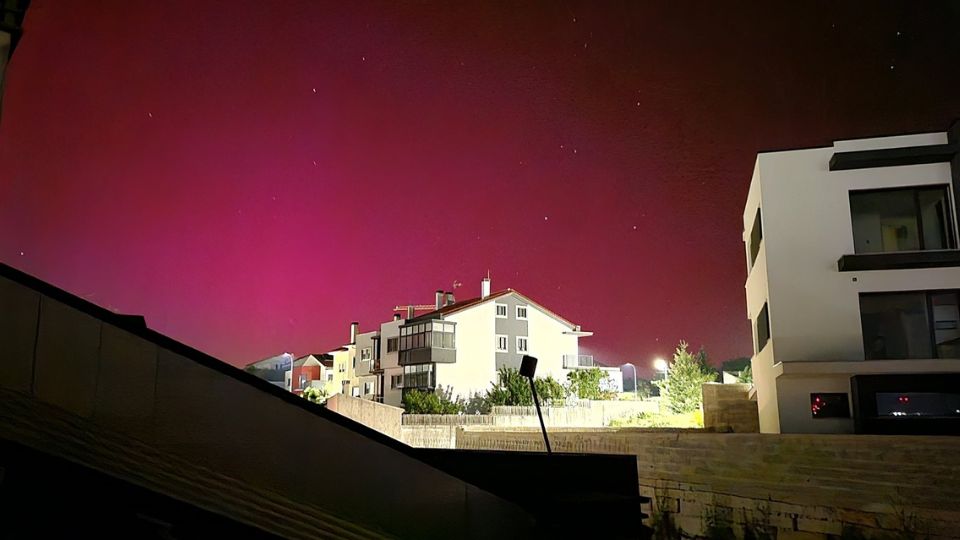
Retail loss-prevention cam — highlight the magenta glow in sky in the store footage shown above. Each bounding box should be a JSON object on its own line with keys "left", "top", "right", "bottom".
{"left": 2, "top": 1, "right": 959, "bottom": 374}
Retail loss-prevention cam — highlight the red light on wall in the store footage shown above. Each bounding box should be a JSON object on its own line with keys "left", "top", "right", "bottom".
{"left": 898, "top": 395, "right": 910, "bottom": 404}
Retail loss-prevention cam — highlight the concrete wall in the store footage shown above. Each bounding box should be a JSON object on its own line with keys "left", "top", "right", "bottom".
{"left": 456, "top": 428, "right": 960, "bottom": 539}
{"left": 490, "top": 400, "right": 659, "bottom": 427}
{"left": 0, "top": 272, "right": 534, "bottom": 539}
{"left": 744, "top": 132, "right": 960, "bottom": 434}
{"left": 701, "top": 383, "right": 759, "bottom": 433}
{"left": 325, "top": 393, "right": 403, "bottom": 440}
{"left": 379, "top": 318, "right": 403, "bottom": 407}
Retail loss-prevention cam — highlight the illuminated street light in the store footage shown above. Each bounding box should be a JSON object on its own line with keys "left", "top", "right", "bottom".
{"left": 653, "top": 357, "right": 668, "bottom": 381}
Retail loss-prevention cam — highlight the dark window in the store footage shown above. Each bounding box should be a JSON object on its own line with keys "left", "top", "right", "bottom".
{"left": 748, "top": 208, "right": 762, "bottom": 268}
{"left": 811, "top": 393, "right": 850, "bottom": 418}
{"left": 387, "top": 337, "right": 399, "bottom": 353}
{"left": 875, "top": 392, "right": 960, "bottom": 418}
{"left": 850, "top": 185, "right": 955, "bottom": 254}
{"left": 755, "top": 303, "right": 770, "bottom": 354}
{"left": 860, "top": 291, "right": 959, "bottom": 360}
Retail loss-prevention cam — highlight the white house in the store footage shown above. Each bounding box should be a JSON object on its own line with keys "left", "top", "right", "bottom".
{"left": 373, "top": 277, "right": 593, "bottom": 407}
{"left": 743, "top": 121, "right": 960, "bottom": 435}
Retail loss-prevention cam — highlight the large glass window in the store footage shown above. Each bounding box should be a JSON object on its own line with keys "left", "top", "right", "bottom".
{"left": 850, "top": 185, "right": 955, "bottom": 254}
{"left": 402, "top": 363, "right": 435, "bottom": 389}
{"left": 860, "top": 291, "right": 960, "bottom": 359}
{"left": 399, "top": 320, "right": 455, "bottom": 353}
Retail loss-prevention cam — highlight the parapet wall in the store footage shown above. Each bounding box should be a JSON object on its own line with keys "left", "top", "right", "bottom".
{"left": 456, "top": 428, "right": 960, "bottom": 539}
{"left": 325, "top": 394, "right": 404, "bottom": 440}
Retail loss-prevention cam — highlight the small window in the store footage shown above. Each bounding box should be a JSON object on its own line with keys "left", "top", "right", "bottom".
{"left": 387, "top": 337, "right": 399, "bottom": 352}
{"left": 811, "top": 393, "right": 850, "bottom": 418}
{"left": 496, "top": 335, "right": 508, "bottom": 352}
{"left": 496, "top": 304, "right": 508, "bottom": 318}
{"left": 517, "top": 337, "right": 528, "bottom": 353}
{"left": 351, "top": 386, "right": 360, "bottom": 397}
{"left": 516, "top": 306, "right": 528, "bottom": 320}
{"left": 363, "top": 382, "right": 372, "bottom": 395}
{"left": 755, "top": 303, "right": 770, "bottom": 354}
{"left": 361, "top": 347, "right": 371, "bottom": 361}
{"left": 327, "top": 373, "right": 333, "bottom": 382}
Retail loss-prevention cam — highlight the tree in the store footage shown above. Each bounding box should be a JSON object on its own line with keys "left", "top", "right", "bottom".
{"left": 301, "top": 386, "right": 328, "bottom": 404}
{"left": 654, "top": 341, "right": 717, "bottom": 413}
{"left": 566, "top": 367, "right": 616, "bottom": 400}
{"left": 485, "top": 367, "right": 568, "bottom": 407}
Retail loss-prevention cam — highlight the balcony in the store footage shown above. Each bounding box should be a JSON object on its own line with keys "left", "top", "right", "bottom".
{"left": 563, "top": 355, "right": 595, "bottom": 369}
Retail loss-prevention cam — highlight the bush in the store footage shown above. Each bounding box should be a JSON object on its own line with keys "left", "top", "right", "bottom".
{"left": 403, "top": 387, "right": 462, "bottom": 414}
{"left": 301, "top": 386, "right": 328, "bottom": 404}
{"left": 566, "top": 367, "right": 616, "bottom": 400}
{"left": 485, "top": 367, "right": 568, "bottom": 407}
{"left": 654, "top": 341, "right": 717, "bottom": 414}
{"left": 736, "top": 364, "right": 753, "bottom": 384}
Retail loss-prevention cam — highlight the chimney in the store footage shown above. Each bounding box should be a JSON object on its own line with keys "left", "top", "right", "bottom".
{"left": 435, "top": 289, "right": 444, "bottom": 310}
{"left": 350, "top": 322, "right": 359, "bottom": 344}
{"left": 393, "top": 313, "right": 401, "bottom": 321}
{"left": 445, "top": 291, "right": 455, "bottom": 306}
{"left": 481, "top": 276, "right": 491, "bottom": 299}
{"left": 407, "top": 306, "right": 415, "bottom": 319}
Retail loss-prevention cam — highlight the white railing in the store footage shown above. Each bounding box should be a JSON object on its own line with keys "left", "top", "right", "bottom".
{"left": 562, "top": 354, "right": 594, "bottom": 369}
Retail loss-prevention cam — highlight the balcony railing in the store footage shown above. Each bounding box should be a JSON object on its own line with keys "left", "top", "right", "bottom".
{"left": 563, "top": 355, "right": 595, "bottom": 369}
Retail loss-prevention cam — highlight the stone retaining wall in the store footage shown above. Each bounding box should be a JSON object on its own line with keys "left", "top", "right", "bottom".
{"left": 456, "top": 428, "right": 960, "bottom": 539}
{"left": 701, "top": 383, "right": 759, "bottom": 433}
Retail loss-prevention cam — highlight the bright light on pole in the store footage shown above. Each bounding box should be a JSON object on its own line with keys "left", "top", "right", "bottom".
{"left": 653, "top": 357, "right": 668, "bottom": 380}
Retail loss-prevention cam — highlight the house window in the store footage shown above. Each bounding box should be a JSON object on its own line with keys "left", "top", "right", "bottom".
{"left": 496, "top": 304, "right": 508, "bottom": 318}
{"left": 811, "top": 393, "right": 850, "bottom": 418}
{"left": 496, "top": 335, "right": 508, "bottom": 352}
{"left": 363, "top": 382, "right": 372, "bottom": 395}
{"left": 516, "top": 306, "right": 528, "bottom": 320}
{"left": 351, "top": 386, "right": 360, "bottom": 397}
{"left": 748, "top": 208, "right": 762, "bottom": 268}
{"left": 299, "top": 374, "right": 308, "bottom": 390}
{"left": 399, "top": 320, "right": 455, "bottom": 355}
{"left": 849, "top": 185, "right": 955, "bottom": 254}
{"left": 755, "top": 303, "right": 770, "bottom": 354}
{"left": 517, "top": 337, "right": 528, "bottom": 353}
{"left": 327, "top": 372, "right": 334, "bottom": 382}
{"left": 860, "top": 291, "right": 960, "bottom": 360}
{"left": 391, "top": 375, "right": 403, "bottom": 389}
{"left": 387, "top": 337, "right": 399, "bottom": 352}
{"left": 361, "top": 347, "right": 372, "bottom": 361}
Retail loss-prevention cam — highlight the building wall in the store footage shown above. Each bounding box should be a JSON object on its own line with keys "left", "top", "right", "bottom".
{"left": 701, "top": 383, "right": 759, "bottom": 433}
{"left": 524, "top": 298, "right": 578, "bottom": 382}
{"left": 330, "top": 347, "right": 354, "bottom": 396}
{"left": 492, "top": 294, "right": 529, "bottom": 370}
{"left": 745, "top": 132, "right": 960, "bottom": 433}
{"left": 353, "top": 331, "right": 377, "bottom": 399}
{"left": 325, "top": 393, "right": 403, "bottom": 440}
{"left": 437, "top": 301, "right": 497, "bottom": 399}
{"left": 456, "top": 428, "right": 960, "bottom": 539}
{"left": 379, "top": 319, "right": 403, "bottom": 407}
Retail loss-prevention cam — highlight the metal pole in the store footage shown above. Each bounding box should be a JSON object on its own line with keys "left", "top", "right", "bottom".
{"left": 529, "top": 377, "right": 552, "bottom": 454}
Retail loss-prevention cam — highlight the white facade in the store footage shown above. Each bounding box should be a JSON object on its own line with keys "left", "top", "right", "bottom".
{"left": 375, "top": 280, "right": 591, "bottom": 407}
{"left": 744, "top": 126, "right": 960, "bottom": 434}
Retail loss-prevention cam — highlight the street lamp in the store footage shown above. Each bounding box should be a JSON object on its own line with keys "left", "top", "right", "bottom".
{"left": 653, "top": 357, "right": 668, "bottom": 381}
{"left": 621, "top": 363, "right": 639, "bottom": 398}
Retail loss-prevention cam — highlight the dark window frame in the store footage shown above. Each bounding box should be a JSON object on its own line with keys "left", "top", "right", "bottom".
{"left": 748, "top": 208, "right": 763, "bottom": 269}
{"left": 755, "top": 302, "right": 770, "bottom": 354}
{"left": 848, "top": 184, "right": 957, "bottom": 254}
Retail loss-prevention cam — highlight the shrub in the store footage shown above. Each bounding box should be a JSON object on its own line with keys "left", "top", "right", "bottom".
{"left": 485, "top": 367, "right": 568, "bottom": 407}
{"left": 566, "top": 367, "right": 616, "bottom": 400}
{"left": 301, "top": 386, "right": 328, "bottom": 404}
{"left": 403, "top": 387, "right": 462, "bottom": 414}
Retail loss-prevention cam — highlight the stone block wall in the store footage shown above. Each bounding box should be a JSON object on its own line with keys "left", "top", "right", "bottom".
{"left": 325, "top": 393, "right": 404, "bottom": 440}
{"left": 701, "top": 382, "right": 759, "bottom": 433}
{"left": 456, "top": 428, "right": 960, "bottom": 539}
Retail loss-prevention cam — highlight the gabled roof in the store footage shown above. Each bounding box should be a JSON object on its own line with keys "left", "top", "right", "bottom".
{"left": 409, "top": 288, "right": 581, "bottom": 329}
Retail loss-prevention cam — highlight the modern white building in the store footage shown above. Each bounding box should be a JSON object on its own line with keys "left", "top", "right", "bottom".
{"left": 371, "top": 277, "right": 593, "bottom": 407}
{"left": 743, "top": 121, "right": 960, "bottom": 435}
